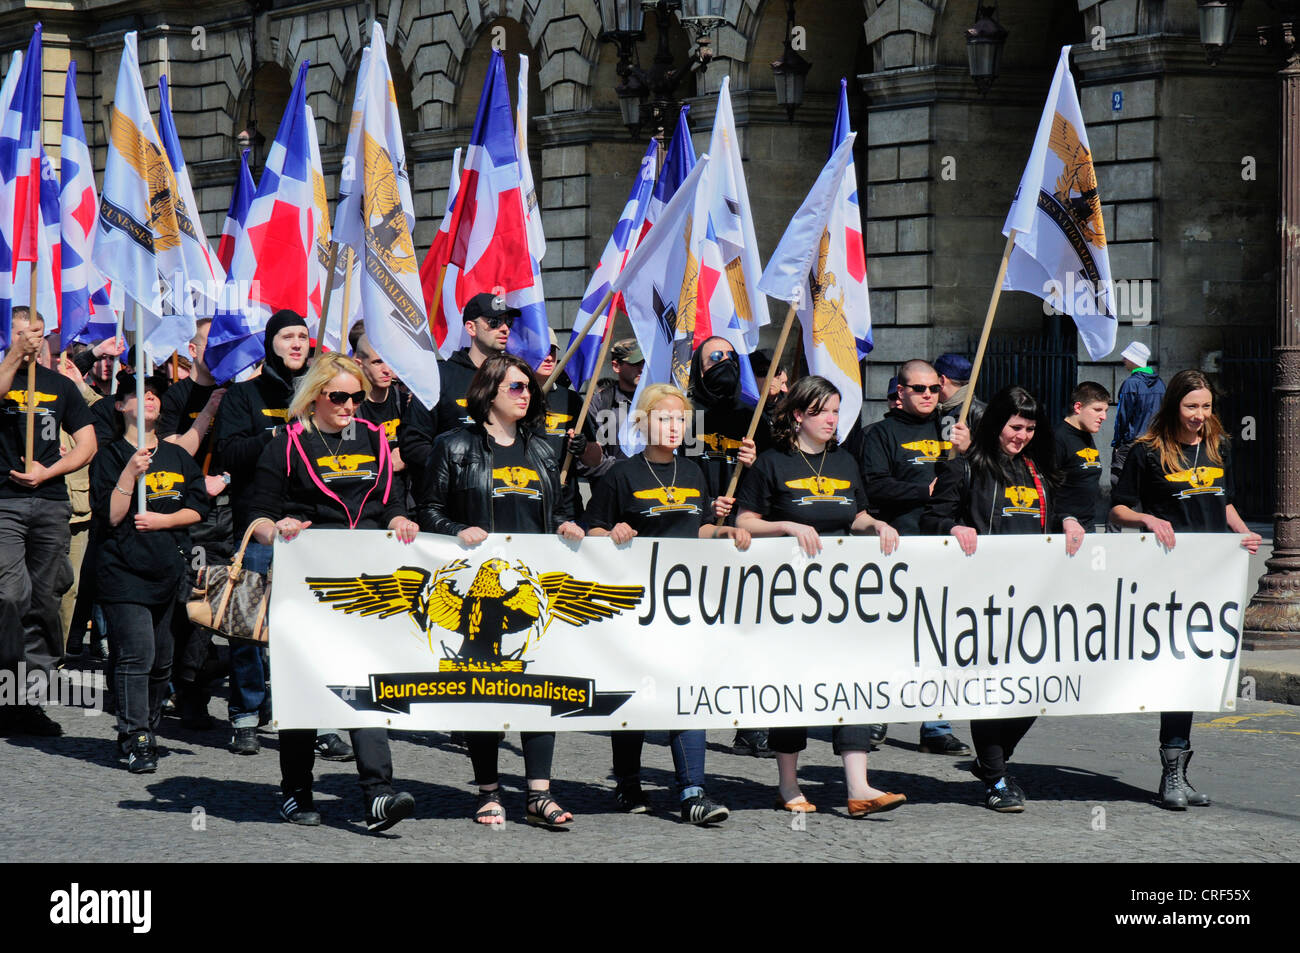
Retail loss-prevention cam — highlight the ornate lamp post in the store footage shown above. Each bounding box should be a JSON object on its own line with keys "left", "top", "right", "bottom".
{"left": 771, "top": 0, "right": 811, "bottom": 121}
{"left": 965, "top": 3, "right": 1008, "bottom": 94}
{"left": 1243, "top": 1, "right": 1300, "bottom": 648}
{"left": 1197, "top": 0, "right": 1243, "bottom": 65}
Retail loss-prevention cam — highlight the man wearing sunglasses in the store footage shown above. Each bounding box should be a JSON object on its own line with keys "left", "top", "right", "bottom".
{"left": 856, "top": 358, "right": 971, "bottom": 757}
{"left": 398, "top": 292, "right": 521, "bottom": 498}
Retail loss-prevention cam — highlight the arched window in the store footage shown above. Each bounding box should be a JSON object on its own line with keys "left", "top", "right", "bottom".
{"left": 235, "top": 62, "right": 292, "bottom": 176}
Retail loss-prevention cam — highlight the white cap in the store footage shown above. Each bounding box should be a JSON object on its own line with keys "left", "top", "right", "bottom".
{"left": 1120, "top": 341, "right": 1150, "bottom": 367}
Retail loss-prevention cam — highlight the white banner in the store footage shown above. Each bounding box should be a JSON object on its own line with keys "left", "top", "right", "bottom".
{"left": 268, "top": 533, "right": 1249, "bottom": 731}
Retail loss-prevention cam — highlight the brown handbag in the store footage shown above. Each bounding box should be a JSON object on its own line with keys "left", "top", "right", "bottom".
{"left": 187, "top": 518, "right": 275, "bottom": 644}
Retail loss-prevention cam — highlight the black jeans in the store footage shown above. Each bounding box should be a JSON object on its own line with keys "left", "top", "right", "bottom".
{"left": 970, "top": 717, "right": 1037, "bottom": 783}
{"left": 103, "top": 600, "right": 175, "bottom": 737}
{"left": 279, "top": 727, "right": 394, "bottom": 801}
{"left": 768, "top": 724, "right": 877, "bottom": 755}
{"left": 0, "top": 499, "right": 71, "bottom": 680}
{"left": 1160, "top": 711, "right": 1193, "bottom": 749}
{"left": 467, "top": 731, "right": 555, "bottom": 785}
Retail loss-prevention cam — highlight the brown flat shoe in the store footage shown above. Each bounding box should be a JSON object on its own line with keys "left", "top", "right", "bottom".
{"left": 774, "top": 796, "right": 817, "bottom": 813}
{"left": 847, "top": 793, "right": 907, "bottom": 817}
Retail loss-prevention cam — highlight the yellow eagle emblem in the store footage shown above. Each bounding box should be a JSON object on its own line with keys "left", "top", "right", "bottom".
{"left": 672, "top": 216, "right": 699, "bottom": 390}
{"left": 810, "top": 227, "right": 859, "bottom": 386}
{"left": 544, "top": 411, "right": 574, "bottom": 435}
{"left": 492, "top": 466, "right": 541, "bottom": 494}
{"left": 305, "top": 558, "right": 644, "bottom": 672}
{"left": 699, "top": 432, "right": 741, "bottom": 459}
{"left": 901, "top": 439, "right": 950, "bottom": 461}
{"left": 362, "top": 131, "right": 417, "bottom": 276}
{"left": 317, "top": 454, "right": 375, "bottom": 474}
{"left": 785, "top": 476, "right": 852, "bottom": 502}
{"left": 109, "top": 107, "right": 183, "bottom": 252}
{"left": 633, "top": 486, "right": 701, "bottom": 510}
{"left": 1004, "top": 485, "right": 1041, "bottom": 510}
{"left": 144, "top": 471, "right": 184, "bottom": 496}
{"left": 1075, "top": 447, "right": 1100, "bottom": 465}
{"left": 5, "top": 390, "right": 57, "bottom": 412}
{"left": 1166, "top": 466, "right": 1224, "bottom": 490}
{"left": 1048, "top": 112, "right": 1106, "bottom": 248}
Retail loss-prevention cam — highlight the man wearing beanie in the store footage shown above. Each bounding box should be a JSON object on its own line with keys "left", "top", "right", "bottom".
{"left": 1110, "top": 341, "right": 1164, "bottom": 490}
{"left": 211, "top": 310, "right": 310, "bottom": 756}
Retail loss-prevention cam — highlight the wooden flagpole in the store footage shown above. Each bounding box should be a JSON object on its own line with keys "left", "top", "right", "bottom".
{"left": 543, "top": 287, "right": 614, "bottom": 394}
{"left": 23, "top": 262, "right": 36, "bottom": 466}
{"left": 311, "top": 241, "right": 340, "bottom": 355}
{"left": 558, "top": 305, "right": 619, "bottom": 486}
{"left": 133, "top": 302, "right": 147, "bottom": 514}
{"left": 948, "top": 229, "right": 1017, "bottom": 458}
{"left": 714, "top": 301, "right": 798, "bottom": 525}
{"left": 339, "top": 246, "right": 354, "bottom": 352}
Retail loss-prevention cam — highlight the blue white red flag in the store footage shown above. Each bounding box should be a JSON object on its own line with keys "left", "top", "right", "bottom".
{"left": 59, "top": 61, "right": 107, "bottom": 348}
{"left": 206, "top": 61, "right": 317, "bottom": 380}
{"left": 216, "top": 149, "right": 254, "bottom": 273}
{"left": 565, "top": 138, "right": 657, "bottom": 390}
{"left": 422, "top": 146, "right": 463, "bottom": 357}
{"left": 0, "top": 30, "right": 41, "bottom": 348}
{"left": 505, "top": 53, "right": 548, "bottom": 370}
{"left": 831, "top": 78, "right": 872, "bottom": 360}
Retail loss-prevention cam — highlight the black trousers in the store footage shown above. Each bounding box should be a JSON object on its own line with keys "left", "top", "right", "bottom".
{"left": 1160, "top": 711, "right": 1193, "bottom": 748}
{"left": 768, "top": 724, "right": 876, "bottom": 755}
{"left": 279, "top": 727, "right": 394, "bottom": 800}
{"left": 970, "top": 717, "right": 1036, "bottom": 783}
{"left": 467, "top": 731, "right": 555, "bottom": 785}
{"left": 103, "top": 600, "right": 175, "bottom": 737}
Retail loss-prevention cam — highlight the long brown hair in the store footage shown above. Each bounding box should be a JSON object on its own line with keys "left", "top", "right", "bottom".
{"left": 1135, "top": 369, "right": 1224, "bottom": 473}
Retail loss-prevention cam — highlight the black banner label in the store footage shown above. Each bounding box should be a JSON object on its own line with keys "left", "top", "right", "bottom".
{"left": 329, "top": 672, "right": 633, "bottom": 717}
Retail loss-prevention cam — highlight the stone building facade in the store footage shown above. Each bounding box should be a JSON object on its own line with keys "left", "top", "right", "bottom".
{"left": 0, "top": 1, "right": 1280, "bottom": 480}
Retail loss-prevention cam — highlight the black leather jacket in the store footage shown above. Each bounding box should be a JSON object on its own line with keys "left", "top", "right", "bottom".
{"left": 415, "top": 424, "right": 572, "bottom": 536}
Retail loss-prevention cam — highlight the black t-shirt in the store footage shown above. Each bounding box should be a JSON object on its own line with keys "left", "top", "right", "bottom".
{"left": 354, "top": 385, "right": 409, "bottom": 449}
{"left": 90, "top": 439, "right": 210, "bottom": 604}
{"left": 159, "top": 378, "right": 219, "bottom": 462}
{"left": 90, "top": 394, "right": 124, "bottom": 451}
{"left": 587, "top": 453, "right": 710, "bottom": 539}
{"left": 488, "top": 436, "right": 547, "bottom": 534}
{"left": 688, "top": 399, "right": 772, "bottom": 501}
{"left": 1053, "top": 420, "right": 1103, "bottom": 530}
{"left": 736, "top": 446, "right": 868, "bottom": 535}
{"left": 0, "top": 363, "right": 95, "bottom": 501}
{"left": 1112, "top": 439, "right": 1233, "bottom": 532}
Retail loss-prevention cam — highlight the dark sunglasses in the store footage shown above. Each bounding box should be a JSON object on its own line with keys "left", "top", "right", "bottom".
{"left": 325, "top": 390, "right": 366, "bottom": 406}
{"left": 480, "top": 315, "right": 515, "bottom": 330}
{"left": 502, "top": 380, "right": 528, "bottom": 395}
{"left": 707, "top": 350, "right": 736, "bottom": 364}
{"left": 905, "top": 384, "right": 942, "bottom": 394}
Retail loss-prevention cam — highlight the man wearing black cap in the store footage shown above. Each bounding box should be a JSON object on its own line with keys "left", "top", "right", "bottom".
{"left": 212, "top": 309, "right": 311, "bottom": 755}
{"left": 398, "top": 291, "right": 519, "bottom": 493}
{"left": 0, "top": 308, "right": 96, "bottom": 736}
{"left": 934, "top": 352, "right": 985, "bottom": 454}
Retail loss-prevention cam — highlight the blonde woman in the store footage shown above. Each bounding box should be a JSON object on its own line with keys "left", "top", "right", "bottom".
{"left": 587, "top": 383, "right": 750, "bottom": 824}
{"left": 247, "top": 351, "right": 419, "bottom": 831}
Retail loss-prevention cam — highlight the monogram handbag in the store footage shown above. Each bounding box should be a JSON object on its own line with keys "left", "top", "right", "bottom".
{"left": 187, "top": 518, "right": 274, "bottom": 644}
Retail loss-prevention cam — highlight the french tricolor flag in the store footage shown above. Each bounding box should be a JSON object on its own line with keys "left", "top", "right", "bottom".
{"left": 59, "top": 61, "right": 102, "bottom": 349}
{"left": 0, "top": 27, "right": 43, "bottom": 347}
{"left": 564, "top": 138, "right": 657, "bottom": 390}
{"left": 832, "top": 78, "right": 871, "bottom": 358}
{"left": 421, "top": 146, "right": 462, "bottom": 357}
{"left": 216, "top": 148, "right": 255, "bottom": 273}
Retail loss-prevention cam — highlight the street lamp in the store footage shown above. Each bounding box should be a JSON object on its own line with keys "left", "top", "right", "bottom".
{"left": 965, "top": 3, "right": 1008, "bottom": 94}
{"left": 678, "top": 0, "right": 727, "bottom": 66}
{"left": 1196, "top": 0, "right": 1243, "bottom": 65}
{"left": 771, "top": 0, "right": 811, "bottom": 121}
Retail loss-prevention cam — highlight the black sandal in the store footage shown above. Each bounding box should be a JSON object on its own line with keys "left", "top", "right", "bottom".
{"left": 473, "top": 788, "right": 505, "bottom": 826}
{"left": 526, "top": 789, "right": 573, "bottom": 829}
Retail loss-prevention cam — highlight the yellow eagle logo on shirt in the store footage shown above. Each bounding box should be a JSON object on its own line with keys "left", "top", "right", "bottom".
{"left": 1075, "top": 447, "right": 1101, "bottom": 467}
{"left": 699, "top": 432, "right": 741, "bottom": 460}
{"left": 492, "top": 466, "right": 541, "bottom": 498}
{"left": 4, "top": 390, "right": 57, "bottom": 413}
{"left": 901, "top": 439, "right": 951, "bottom": 463}
{"left": 144, "top": 470, "right": 184, "bottom": 499}
{"left": 544, "top": 411, "right": 574, "bottom": 436}
{"left": 304, "top": 558, "right": 644, "bottom": 672}
{"left": 633, "top": 486, "right": 701, "bottom": 513}
{"left": 1003, "top": 485, "right": 1041, "bottom": 516}
{"left": 785, "top": 476, "right": 853, "bottom": 505}
{"left": 316, "top": 454, "right": 376, "bottom": 477}
{"left": 1165, "top": 466, "right": 1224, "bottom": 498}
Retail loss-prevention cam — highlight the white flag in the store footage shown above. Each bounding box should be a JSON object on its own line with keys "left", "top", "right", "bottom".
{"left": 758, "top": 134, "right": 860, "bottom": 440}
{"left": 1002, "top": 46, "right": 1116, "bottom": 360}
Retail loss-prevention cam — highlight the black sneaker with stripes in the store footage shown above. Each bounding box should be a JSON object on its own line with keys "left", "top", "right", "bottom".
{"left": 279, "top": 791, "right": 321, "bottom": 826}
{"left": 366, "top": 791, "right": 415, "bottom": 832}
{"left": 680, "top": 793, "right": 729, "bottom": 826}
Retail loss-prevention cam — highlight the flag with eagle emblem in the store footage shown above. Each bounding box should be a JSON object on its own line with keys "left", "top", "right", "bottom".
{"left": 334, "top": 22, "right": 438, "bottom": 409}
{"left": 758, "top": 134, "right": 860, "bottom": 441}
{"left": 1002, "top": 45, "right": 1116, "bottom": 361}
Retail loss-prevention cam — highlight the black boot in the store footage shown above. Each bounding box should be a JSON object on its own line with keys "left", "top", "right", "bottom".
{"left": 1177, "top": 748, "right": 1211, "bottom": 807}
{"left": 1158, "top": 746, "right": 1188, "bottom": 810}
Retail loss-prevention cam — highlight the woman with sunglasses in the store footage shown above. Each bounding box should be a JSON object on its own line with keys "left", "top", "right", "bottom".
{"left": 416, "top": 353, "right": 585, "bottom": 828}
{"left": 1108, "top": 369, "right": 1261, "bottom": 810}
{"left": 922, "top": 385, "right": 1084, "bottom": 812}
{"left": 735, "top": 376, "right": 903, "bottom": 817}
{"left": 587, "top": 383, "right": 751, "bottom": 824}
{"left": 247, "top": 352, "right": 420, "bottom": 831}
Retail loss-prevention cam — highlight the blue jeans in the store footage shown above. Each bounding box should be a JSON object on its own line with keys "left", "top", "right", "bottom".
{"left": 921, "top": 720, "right": 953, "bottom": 739}
{"left": 612, "top": 730, "right": 707, "bottom": 795}
{"left": 227, "top": 542, "right": 271, "bottom": 729}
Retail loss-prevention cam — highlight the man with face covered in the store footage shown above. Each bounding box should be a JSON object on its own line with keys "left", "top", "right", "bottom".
{"left": 212, "top": 310, "right": 311, "bottom": 755}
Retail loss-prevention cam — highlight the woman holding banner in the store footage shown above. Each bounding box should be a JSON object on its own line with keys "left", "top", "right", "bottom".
{"left": 247, "top": 352, "right": 420, "bottom": 831}
{"left": 923, "top": 385, "right": 1085, "bottom": 812}
{"left": 734, "top": 375, "right": 903, "bottom": 817}
{"left": 416, "top": 353, "right": 585, "bottom": 829}
{"left": 587, "top": 383, "right": 751, "bottom": 825}
{"left": 1108, "top": 369, "right": 1261, "bottom": 810}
